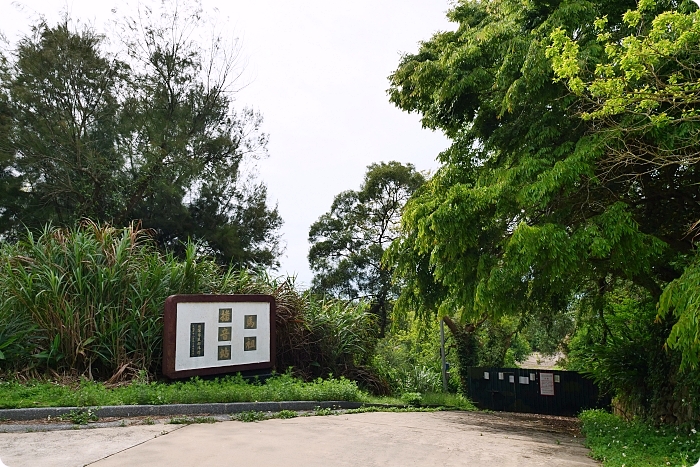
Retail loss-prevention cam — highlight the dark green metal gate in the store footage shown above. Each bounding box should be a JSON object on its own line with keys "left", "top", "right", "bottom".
{"left": 466, "top": 367, "right": 609, "bottom": 416}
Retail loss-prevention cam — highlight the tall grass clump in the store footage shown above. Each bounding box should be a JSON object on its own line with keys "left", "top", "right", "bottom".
{"left": 0, "top": 222, "right": 227, "bottom": 378}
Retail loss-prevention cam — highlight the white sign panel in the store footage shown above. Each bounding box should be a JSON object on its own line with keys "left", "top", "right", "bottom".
{"left": 163, "top": 295, "right": 275, "bottom": 379}
{"left": 174, "top": 301, "right": 271, "bottom": 371}
{"left": 540, "top": 372, "right": 555, "bottom": 396}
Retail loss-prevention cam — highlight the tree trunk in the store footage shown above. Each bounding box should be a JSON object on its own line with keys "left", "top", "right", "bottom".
{"left": 442, "top": 316, "right": 482, "bottom": 396}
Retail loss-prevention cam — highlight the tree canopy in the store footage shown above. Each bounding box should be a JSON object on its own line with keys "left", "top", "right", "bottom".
{"left": 0, "top": 3, "right": 282, "bottom": 268}
{"left": 548, "top": 0, "right": 700, "bottom": 369}
{"left": 308, "top": 161, "right": 424, "bottom": 336}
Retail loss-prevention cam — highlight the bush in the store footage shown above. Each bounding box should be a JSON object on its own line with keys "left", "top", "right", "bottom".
{"left": 0, "top": 222, "right": 201, "bottom": 376}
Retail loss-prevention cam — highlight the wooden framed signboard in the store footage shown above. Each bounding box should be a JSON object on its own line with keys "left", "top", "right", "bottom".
{"left": 162, "top": 294, "right": 276, "bottom": 379}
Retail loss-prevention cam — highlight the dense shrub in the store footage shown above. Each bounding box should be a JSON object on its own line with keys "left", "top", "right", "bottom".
{"left": 565, "top": 282, "right": 700, "bottom": 425}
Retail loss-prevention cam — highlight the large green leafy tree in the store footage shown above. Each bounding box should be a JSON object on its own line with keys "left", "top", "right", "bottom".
{"left": 0, "top": 4, "right": 281, "bottom": 268}
{"left": 308, "top": 162, "right": 424, "bottom": 336}
{"left": 548, "top": 0, "right": 700, "bottom": 370}
{"left": 385, "top": 0, "right": 699, "bottom": 404}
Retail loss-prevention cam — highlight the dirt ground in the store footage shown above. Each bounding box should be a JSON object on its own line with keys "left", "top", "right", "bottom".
{"left": 0, "top": 410, "right": 598, "bottom": 467}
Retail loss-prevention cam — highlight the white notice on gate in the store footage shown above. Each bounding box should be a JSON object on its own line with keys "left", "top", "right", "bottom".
{"left": 540, "top": 372, "right": 555, "bottom": 396}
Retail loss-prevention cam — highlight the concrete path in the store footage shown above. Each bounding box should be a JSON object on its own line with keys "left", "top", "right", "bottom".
{"left": 0, "top": 411, "right": 598, "bottom": 467}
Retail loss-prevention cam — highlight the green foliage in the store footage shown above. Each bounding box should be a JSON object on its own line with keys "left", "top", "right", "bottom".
{"left": 659, "top": 255, "right": 700, "bottom": 370}
{"left": 0, "top": 223, "right": 383, "bottom": 390}
{"left": 313, "top": 406, "right": 335, "bottom": 416}
{"left": 309, "top": 162, "right": 424, "bottom": 336}
{"left": 522, "top": 310, "right": 575, "bottom": 356}
{"left": 344, "top": 405, "right": 441, "bottom": 414}
{"left": 475, "top": 317, "right": 530, "bottom": 368}
{"left": 418, "top": 392, "right": 476, "bottom": 411}
{"left": 385, "top": 0, "right": 675, "bottom": 333}
{"left": 0, "top": 374, "right": 363, "bottom": 409}
{"left": 0, "top": 223, "right": 242, "bottom": 375}
{"left": 580, "top": 409, "right": 700, "bottom": 466}
{"left": 303, "top": 298, "right": 378, "bottom": 373}
{"left": 232, "top": 411, "right": 269, "bottom": 422}
{"left": 548, "top": 1, "right": 700, "bottom": 370}
{"left": 371, "top": 311, "right": 530, "bottom": 398}
{"left": 549, "top": 0, "right": 700, "bottom": 169}
{"left": 503, "top": 334, "right": 532, "bottom": 368}
{"left": 0, "top": 4, "right": 281, "bottom": 268}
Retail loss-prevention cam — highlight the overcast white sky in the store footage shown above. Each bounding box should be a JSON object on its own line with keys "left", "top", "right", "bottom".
{"left": 1, "top": 1, "right": 452, "bottom": 287}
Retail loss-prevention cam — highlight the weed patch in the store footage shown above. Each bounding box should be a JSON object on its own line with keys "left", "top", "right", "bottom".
{"left": 400, "top": 392, "right": 423, "bottom": 407}
{"left": 61, "top": 407, "right": 99, "bottom": 425}
{"left": 313, "top": 406, "right": 335, "bottom": 416}
{"left": 168, "top": 416, "right": 216, "bottom": 425}
{"left": 233, "top": 411, "right": 269, "bottom": 422}
{"left": 275, "top": 410, "right": 297, "bottom": 419}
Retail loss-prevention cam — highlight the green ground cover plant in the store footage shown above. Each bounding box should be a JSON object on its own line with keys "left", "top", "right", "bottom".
{"left": 344, "top": 405, "right": 449, "bottom": 414}
{"left": 313, "top": 406, "right": 335, "bottom": 416}
{"left": 580, "top": 409, "right": 700, "bottom": 467}
{"left": 0, "top": 374, "right": 362, "bottom": 409}
{"left": 0, "top": 374, "right": 478, "bottom": 413}
{"left": 417, "top": 392, "right": 475, "bottom": 410}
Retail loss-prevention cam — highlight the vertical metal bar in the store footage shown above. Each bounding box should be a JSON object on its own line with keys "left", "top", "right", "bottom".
{"left": 440, "top": 319, "right": 448, "bottom": 392}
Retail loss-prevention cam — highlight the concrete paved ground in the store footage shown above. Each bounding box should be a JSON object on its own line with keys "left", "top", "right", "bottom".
{"left": 0, "top": 411, "right": 598, "bottom": 467}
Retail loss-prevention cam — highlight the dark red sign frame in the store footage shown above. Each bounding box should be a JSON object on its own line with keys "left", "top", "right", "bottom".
{"left": 162, "top": 294, "right": 276, "bottom": 379}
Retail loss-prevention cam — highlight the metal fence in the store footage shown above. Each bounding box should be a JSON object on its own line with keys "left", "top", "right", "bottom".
{"left": 466, "top": 367, "right": 610, "bottom": 416}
